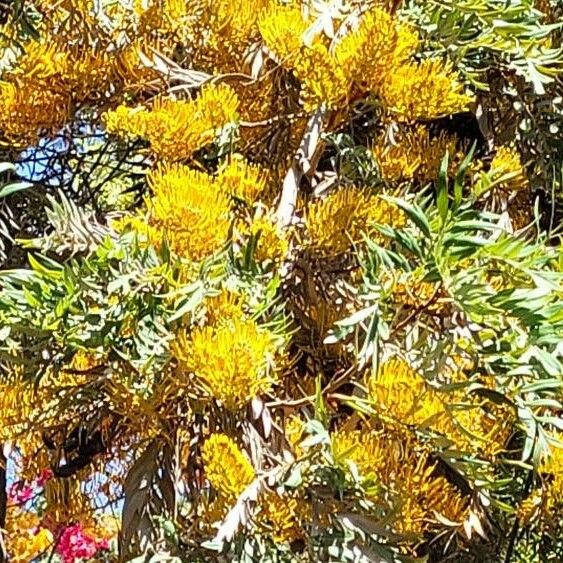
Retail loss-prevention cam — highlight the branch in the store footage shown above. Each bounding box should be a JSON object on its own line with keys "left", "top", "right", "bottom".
{"left": 276, "top": 106, "right": 327, "bottom": 227}
{"left": 214, "top": 467, "right": 281, "bottom": 544}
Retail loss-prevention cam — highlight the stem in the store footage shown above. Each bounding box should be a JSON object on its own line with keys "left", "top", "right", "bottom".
{"left": 504, "top": 471, "right": 534, "bottom": 563}
{"left": 503, "top": 519, "right": 519, "bottom": 563}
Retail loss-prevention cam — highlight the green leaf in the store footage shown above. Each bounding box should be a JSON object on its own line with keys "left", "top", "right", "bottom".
{"left": 27, "top": 254, "right": 63, "bottom": 279}
{"left": 336, "top": 304, "right": 378, "bottom": 328}
{"left": 0, "top": 181, "right": 33, "bottom": 199}
{"left": 454, "top": 142, "right": 476, "bottom": 207}
{"left": 0, "top": 163, "right": 15, "bottom": 175}
{"left": 522, "top": 378, "right": 563, "bottom": 394}
{"left": 284, "top": 465, "right": 303, "bottom": 488}
{"left": 530, "top": 347, "right": 563, "bottom": 377}
{"left": 380, "top": 196, "right": 432, "bottom": 239}
{"left": 436, "top": 151, "right": 449, "bottom": 223}
{"left": 169, "top": 282, "right": 206, "bottom": 323}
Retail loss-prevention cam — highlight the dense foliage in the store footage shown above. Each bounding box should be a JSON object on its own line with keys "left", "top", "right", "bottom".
{"left": 0, "top": 0, "right": 563, "bottom": 561}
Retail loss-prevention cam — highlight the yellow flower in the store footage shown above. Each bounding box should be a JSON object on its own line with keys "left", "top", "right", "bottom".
{"left": 334, "top": 7, "right": 418, "bottom": 93}
{"left": 260, "top": 492, "right": 310, "bottom": 543}
{"left": 285, "top": 414, "right": 307, "bottom": 457}
{"left": 111, "top": 214, "right": 164, "bottom": 249}
{"left": 444, "top": 397, "right": 511, "bottom": 457}
{"left": 373, "top": 126, "right": 459, "bottom": 183}
{"left": 294, "top": 42, "right": 349, "bottom": 110}
{"left": 259, "top": 5, "right": 347, "bottom": 109}
{"left": 18, "top": 40, "right": 113, "bottom": 104}
{"left": 0, "top": 38, "right": 119, "bottom": 144}
{"left": 368, "top": 357, "right": 446, "bottom": 428}
{"left": 199, "top": 0, "right": 272, "bottom": 69}
{"left": 238, "top": 210, "right": 290, "bottom": 265}
{"left": 134, "top": 0, "right": 195, "bottom": 34}
{"left": 147, "top": 163, "right": 232, "bottom": 260}
{"left": 539, "top": 438, "right": 563, "bottom": 512}
{"left": 202, "top": 434, "right": 308, "bottom": 542}
{"left": 62, "top": 49, "right": 114, "bottom": 103}
{"left": 306, "top": 188, "right": 405, "bottom": 256}
{"left": 516, "top": 490, "right": 543, "bottom": 525}
{"left": 367, "top": 358, "right": 510, "bottom": 457}
{"left": 0, "top": 371, "right": 39, "bottom": 441}
{"left": 5, "top": 508, "right": 57, "bottom": 561}
{"left": 332, "top": 429, "right": 391, "bottom": 479}
{"left": 29, "top": 529, "right": 54, "bottom": 555}
{"left": 258, "top": 5, "right": 308, "bottom": 63}
{"left": 116, "top": 157, "right": 268, "bottom": 260}
{"left": 0, "top": 82, "right": 69, "bottom": 146}
{"left": 259, "top": 5, "right": 419, "bottom": 109}
{"left": 104, "top": 83, "right": 239, "bottom": 161}
{"left": 173, "top": 317, "right": 281, "bottom": 409}
{"left": 69, "top": 349, "right": 102, "bottom": 372}
{"left": 387, "top": 269, "right": 442, "bottom": 310}
{"left": 203, "top": 290, "right": 247, "bottom": 326}
{"left": 332, "top": 430, "right": 468, "bottom": 534}
{"left": 392, "top": 452, "right": 467, "bottom": 535}
{"left": 207, "top": 0, "right": 268, "bottom": 46}
{"left": 489, "top": 146, "right": 528, "bottom": 192}
{"left": 13, "top": 40, "right": 70, "bottom": 81}
{"left": 84, "top": 514, "right": 121, "bottom": 540}
{"left": 7, "top": 520, "right": 54, "bottom": 563}
{"left": 217, "top": 155, "right": 268, "bottom": 203}
{"left": 202, "top": 433, "right": 255, "bottom": 500}
{"left": 382, "top": 59, "right": 473, "bottom": 120}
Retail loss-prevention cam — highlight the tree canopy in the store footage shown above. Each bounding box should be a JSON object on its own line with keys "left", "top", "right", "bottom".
{"left": 0, "top": 0, "right": 563, "bottom": 561}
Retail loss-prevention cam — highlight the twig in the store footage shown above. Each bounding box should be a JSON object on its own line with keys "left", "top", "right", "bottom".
{"left": 46, "top": 525, "right": 65, "bottom": 563}
{"left": 391, "top": 283, "right": 442, "bottom": 335}
{"left": 239, "top": 113, "right": 304, "bottom": 129}
{"left": 503, "top": 518, "right": 519, "bottom": 563}
{"left": 266, "top": 366, "right": 355, "bottom": 408}
{"left": 504, "top": 471, "right": 534, "bottom": 563}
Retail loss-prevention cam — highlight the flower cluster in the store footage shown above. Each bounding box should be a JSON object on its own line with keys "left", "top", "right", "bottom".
{"left": 368, "top": 357, "right": 511, "bottom": 456}
{"left": 488, "top": 145, "right": 529, "bottom": 192}
{"left": 305, "top": 187, "right": 405, "bottom": 256}
{"left": 236, "top": 209, "right": 290, "bottom": 266}
{"left": 373, "top": 126, "right": 460, "bottom": 183}
{"left": 201, "top": 433, "right": 255, "bottom": 500}
{"left": 259, "top": 4, "right": 472, "bottom": 116}
{"left": 8, "top": 468, "right": 52, "bottom": 506}
{"left": 381, "top": 59, "right": 473, "bottom": 120}
{"left": 146, "top": 163, "right": 232, "bottom": 259}
{"left": 57, "top": 523, "right": 109, "bottom": 563}
{"left": 332, "top": 429, "right": 468, "bottom": 534}
{"left": 2, "top": 0, "right": 559, "bottom": 560}
{"left": 0, "top": 37, "right": 119, "bottom": 146}
{"left": 104, "top": 84, "right": 239, "bottom": 161}
{"left": 174, "top": 316, "right": 281, "bottom": 409}
{"left": 5, "top": 507, "right": 54, "bottom": 562}
{"left": 114, "top": 155, "right": 272, "bottom": 261}
{"left": 201, "top": 433, "right": 310, "bottom": 542}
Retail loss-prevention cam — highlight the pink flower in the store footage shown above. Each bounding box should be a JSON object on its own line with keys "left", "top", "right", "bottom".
{"left": 8, "top": 481, "right": 34, "bottom": 504}
{"left": 97, "top": 538, "right": 110, "bottom": 550}
{"left": 56, "top": 524, "right": 100, "bottom": 563}
{"left": 36, "top": 468, "right": 54, "bottom": 487}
